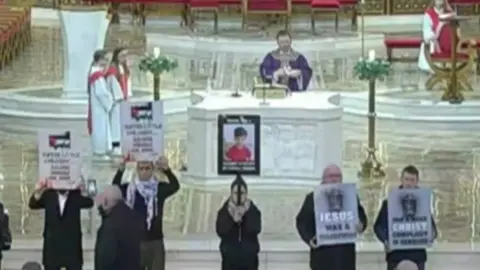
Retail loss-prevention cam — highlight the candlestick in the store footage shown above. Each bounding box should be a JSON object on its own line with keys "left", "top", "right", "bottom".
{"left": 153, "top": 47, "right": 161, "bottom": 58}
{"left": 368, "top": 50, "right": 376, "bottom": 61}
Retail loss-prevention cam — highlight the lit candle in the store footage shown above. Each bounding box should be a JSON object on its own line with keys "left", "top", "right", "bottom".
{"left": 153, "top": 47, "right": 161, "bottom": 58}
{"left": 368, "top": 50, "right": 375, "bottom": 61}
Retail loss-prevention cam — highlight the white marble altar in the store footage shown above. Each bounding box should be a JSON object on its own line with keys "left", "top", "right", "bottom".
{"left": 184, "top": 91, "right": 343, "bottom": 188}
{"left": 59, "top": 9, "right": 109, "bottom": 98}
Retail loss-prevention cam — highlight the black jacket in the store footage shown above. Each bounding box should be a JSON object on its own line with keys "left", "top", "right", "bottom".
{"left": 374, "top": 198, "right": 437, "bottom": 264}
{"left": 296, "top": 192, "right": 367, "bottom": 270}
{"left": 112, "top": 168, "right": 180, "bottom": 240}
{"left": 216, "top": 200, "right": 261, "bottom": 270}
{"left": 94, "top": 202, "right": 143, "bottom": 270}
{"left": 0, "top": 202, "right": 10, "bottom": 260}
{"left": 28, "top": 190, "right": 94, "bottom": 267}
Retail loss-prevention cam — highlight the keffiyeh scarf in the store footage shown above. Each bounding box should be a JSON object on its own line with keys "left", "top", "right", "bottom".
{"left": 126, "top": 178, "right": 158, "bottom": 229}
{"left": 227, "top": 198, "right": 251, "bottom": 219}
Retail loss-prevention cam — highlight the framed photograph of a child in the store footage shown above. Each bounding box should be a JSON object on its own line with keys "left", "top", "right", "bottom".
{"left": 217, "top": 114, "right": 261, "bottom": 175}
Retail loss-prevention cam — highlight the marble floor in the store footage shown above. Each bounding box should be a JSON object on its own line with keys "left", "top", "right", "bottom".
{"left": 1, "top": 20, "right": 480, "bottom": 245}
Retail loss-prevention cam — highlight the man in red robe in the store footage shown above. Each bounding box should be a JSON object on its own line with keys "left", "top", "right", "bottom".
{"left": 418, "top": 0, "right": 474, "bottom": 71}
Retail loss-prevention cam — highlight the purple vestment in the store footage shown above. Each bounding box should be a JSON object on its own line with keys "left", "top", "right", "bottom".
{"left": 259, "top": 49, "right": 312, "bottom": 91}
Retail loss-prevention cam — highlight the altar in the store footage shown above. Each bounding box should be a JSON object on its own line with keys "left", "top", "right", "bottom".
{"left": 183, "top": 91, "right": 343, "bottom": 189}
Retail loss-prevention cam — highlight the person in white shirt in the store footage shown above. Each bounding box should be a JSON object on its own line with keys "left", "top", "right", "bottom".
{"left": 105, "top": 47, "right": 132, "bottom": 156}
{"left": 29, "top": 179, "right": 94, "bottom": 270}
{"left": 88, "top": 50, "right": 114, "bottom": 157}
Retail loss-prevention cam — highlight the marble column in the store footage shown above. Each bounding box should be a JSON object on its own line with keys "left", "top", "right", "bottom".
{"left": 58, "top": 7, "right": 109, "bottom": 99}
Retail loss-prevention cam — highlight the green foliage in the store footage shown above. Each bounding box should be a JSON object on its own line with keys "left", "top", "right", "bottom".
{"left": 138, "top": 53, "right": 178, "bottom": 75}
{"left": 353, "top": 58, "right": 391, "bottom": 81}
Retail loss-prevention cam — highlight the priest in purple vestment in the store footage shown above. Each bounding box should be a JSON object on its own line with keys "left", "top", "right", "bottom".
{"left": 259, "top": 30, "right": 313, "bottom": 91}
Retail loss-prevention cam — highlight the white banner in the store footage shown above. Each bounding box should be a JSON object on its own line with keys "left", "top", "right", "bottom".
{"left": 120, "top": 100, "right": 164, "bottom": 161}
{"left": 37, "top": 129, "right": 83, "bottom": 189}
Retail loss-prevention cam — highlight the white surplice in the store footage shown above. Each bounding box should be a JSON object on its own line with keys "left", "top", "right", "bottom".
{"left": 106, "top": 65, "right": 132, "bottom": 144}
{"left": 89, "top": 66, "right": 114, "bottom": 155}
{"left": 418, "top": 7, "right": 453, "bottom": 72}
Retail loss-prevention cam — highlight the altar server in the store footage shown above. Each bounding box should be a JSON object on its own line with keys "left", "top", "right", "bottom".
{"left": 296, "top": 164, "right": 367, "bottom": 270}
{"left": 88, "top": 50, "right": 114, "bottom": 157}
{"left": 106, "top": 47, "right": 132, "bottom": 156}
{"left": 418, "top": 0, "right": 474, "bottom": 71}
{"left": 374, "top": 165, "right": 437, "bottom": 270}
{"left": 259, "top": 30, "right": 312, "bottom": 91}
{"left": 29, "top": 179, "right": 94, "bottom": 270}
{"left": 216, "top": 174, "right": 262, "bottom": 270}
{"left": 112, "top": 155, "right": 180, "bottom": 270}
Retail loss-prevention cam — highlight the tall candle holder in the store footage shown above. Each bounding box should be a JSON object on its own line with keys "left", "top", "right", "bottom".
{"left": 354, "top": 50, "right": 391, "bottom": 179}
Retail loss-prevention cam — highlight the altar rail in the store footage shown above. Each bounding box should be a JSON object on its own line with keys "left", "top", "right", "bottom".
{"left": 32, "top": 0, "right": 480, "bottom": 15}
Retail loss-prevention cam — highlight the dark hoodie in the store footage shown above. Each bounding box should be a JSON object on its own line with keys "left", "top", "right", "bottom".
{"left": 215, "top": 174, "right": 262, "bottom": 270}
{"left": 373, "top": 186, "right": 437, "bottom": 265}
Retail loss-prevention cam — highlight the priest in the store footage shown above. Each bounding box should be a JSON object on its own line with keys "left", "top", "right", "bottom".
{"left": 106, "top": 47, "right": 132, "bottom": 156}
{"left": 216, "top": 174, "right": 262, "bottom": 270}
{"left": 259, "top": 30, "right": 312, "bottom": 91}
{"left": 88, "top": 50, "right": 114, "bottom": 157}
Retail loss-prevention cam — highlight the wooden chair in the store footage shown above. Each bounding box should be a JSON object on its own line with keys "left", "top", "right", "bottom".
{"left": 310, "top": 0, "right": 340, "bottom": 34}
{"left": 424, "top": 39, "right": 476, "bottom": 91}
{"left": 189, "top": 0, "right": 220, "bottom": 33}
{"left": 241, "top": 0, "right": 292, "bottom": 30}
{"left": 339, "top": 0, "right": 358, "bottom": 30}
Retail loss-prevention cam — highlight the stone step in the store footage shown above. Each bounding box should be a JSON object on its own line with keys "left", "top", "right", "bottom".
{"left": 3, "top": 239, "right": 480, "bottom": 270}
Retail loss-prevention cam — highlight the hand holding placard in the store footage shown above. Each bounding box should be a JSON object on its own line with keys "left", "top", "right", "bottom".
{"left": 309, "top": 237, "right": 319, "bottom": 249}
{"left": 155, "top": 156, "right": 169, "bottom": 171}
{"left": 34, "top": 178, "right": 50, "bottom": 200}
{"left": 356, "top": 222, "right": 364, "bottom": 233}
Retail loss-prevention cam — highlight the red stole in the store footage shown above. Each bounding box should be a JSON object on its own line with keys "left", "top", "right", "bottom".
{"left": 87, "top": 70, "right": 105, "bottom": 135}
{"left": 106, "top": 66, "right": 129, "bottom": 99}
{"left": 425, "top": 7, "right": 454, "bottom": 54}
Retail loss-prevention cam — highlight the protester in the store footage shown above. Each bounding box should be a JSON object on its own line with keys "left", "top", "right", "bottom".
{"left": 112, "top": 155, "right": 180, "bottom": 270}
{"left": 0, "top": 202, "right": 11, "bottom": 269}
{"left": 29, "top": 179, "right": 94, "bottom": 270}
{"left": 21, "top": 261, "right": 43, "bottom": 270}
{"left": 295, "top": 164, "right": 367, "bottom": 270}
{"left": 215, "top": 174, "right": 262, "bottom": 270}
{"left": 94, "top": 185, "right": 143, "bottom": 270}
{"left": 374, "top": 165, "right": 437, "bottom": 270}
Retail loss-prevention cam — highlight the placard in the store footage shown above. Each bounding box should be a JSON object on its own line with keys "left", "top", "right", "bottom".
{"left": 120, "top": 101, "right": 164, "bottom": 161}
{"left": 314, "top": 183, "right": 358, "bottom": 246}
{"left": 387, "top": 187, "right": 433, "bottom": 250}
{"left": 37, "top": 129, "right": 83, "bottom": 190}
{"left": 217, "top": 114, "right": 260, "bottom": 175}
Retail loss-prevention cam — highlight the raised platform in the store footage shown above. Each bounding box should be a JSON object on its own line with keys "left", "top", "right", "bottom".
{"left": 0, "top": 86, "right": 191, "bottom": 134}
{"left": 3, "top": 239, "right": 480, "bottom": 270}
{"left": 337, "top": 90, "right": 480, "bottom": 151}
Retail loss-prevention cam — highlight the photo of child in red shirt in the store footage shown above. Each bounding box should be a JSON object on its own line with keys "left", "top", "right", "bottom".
{"left": 225, "top": 126, "right": 252, "bottom": 162}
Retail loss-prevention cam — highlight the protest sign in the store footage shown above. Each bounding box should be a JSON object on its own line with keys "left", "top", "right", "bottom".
{"left": 314, "top": 183, "right": 358, "bottom": 246}
{"left": 120, "top": 101, "right": 164, "bottom": 161}
{"left": 388, "top": 187, "right": 433, "bottom": 250}
{"left": 37, "top": 129, "right": 82, "bottom": 189}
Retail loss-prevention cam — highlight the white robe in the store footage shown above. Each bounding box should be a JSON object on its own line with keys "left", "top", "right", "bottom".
{"left": 106, "top": 65, "right": 132, "bottom": 143}
{"left": 89, "top": 66, "right": 114, "bottom": 155}
{"left": 418, "top": 8, "right": 452, "bottom": 72}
